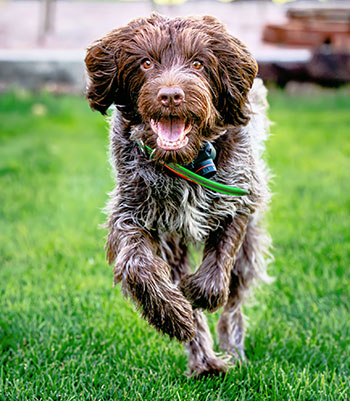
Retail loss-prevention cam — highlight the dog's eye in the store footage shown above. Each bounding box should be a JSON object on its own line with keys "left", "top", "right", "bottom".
{"left": 142, "top": 59, "right": 153, "bottom": 70}
{"left": 192, "top": 60, "right": 203, "bottom": 70}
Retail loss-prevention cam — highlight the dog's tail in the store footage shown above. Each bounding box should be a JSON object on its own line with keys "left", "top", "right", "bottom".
{"left": 247, "top": 78, "right": 271, "bottom": 159}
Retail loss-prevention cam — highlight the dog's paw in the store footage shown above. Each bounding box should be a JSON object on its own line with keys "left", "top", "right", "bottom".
{"left": 221, "top": 346, "right": 246, "bottom": 365}
{"left": 146, "top": 289, "right": 196, "bottom": 343}
{"left": 188, "top": 356, "right": 228, "bottom": 378}
{"left": 127, "top": 275, "right": 195, "bottom": 342}
{"left": 180, "top": 272, "right": 228, "bottom": 312}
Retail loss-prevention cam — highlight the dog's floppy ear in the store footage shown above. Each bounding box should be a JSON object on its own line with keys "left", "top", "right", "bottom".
{"left": 201, "top": 16, "right": 258, "bottom": 126}
{"left": 85, "top": 33, "right": 120, "bottom": 115}
{"left": 218, "top": 36, "right": 258, "bottom": 126}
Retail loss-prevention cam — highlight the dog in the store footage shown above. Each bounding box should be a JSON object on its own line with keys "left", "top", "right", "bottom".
{"left": 85, "top": 14, "right": 271, "bottom": 376}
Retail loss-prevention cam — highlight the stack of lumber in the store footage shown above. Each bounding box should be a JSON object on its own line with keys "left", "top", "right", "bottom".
{"left": 263, "top": 7, "right": 350, "bottom": 51}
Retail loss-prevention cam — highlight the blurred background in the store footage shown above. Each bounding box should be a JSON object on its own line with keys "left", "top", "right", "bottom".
{"left": 0, "top": 0, "right": 349, "bottom": 91}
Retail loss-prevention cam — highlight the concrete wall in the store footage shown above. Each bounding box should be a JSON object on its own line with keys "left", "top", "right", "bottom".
{"left": 0, "top": 50, "right": 85, "bottom": 92}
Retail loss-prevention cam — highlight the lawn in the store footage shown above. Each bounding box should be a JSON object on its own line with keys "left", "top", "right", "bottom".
{"left": 0, "top": 88, "right": 349, "bottom": 400}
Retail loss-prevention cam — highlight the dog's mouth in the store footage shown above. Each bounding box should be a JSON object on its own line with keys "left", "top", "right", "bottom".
{"left": 150, "top": 117, "right": 192, "bottom": 150}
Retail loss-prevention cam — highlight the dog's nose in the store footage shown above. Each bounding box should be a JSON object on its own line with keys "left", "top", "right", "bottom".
{"left": 157, "top": 87, "right": 185, "bottom": 107}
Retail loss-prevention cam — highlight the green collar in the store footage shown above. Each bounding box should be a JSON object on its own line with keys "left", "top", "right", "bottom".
{"left": 136, "top": 140, "right": 249, "bottom": 197}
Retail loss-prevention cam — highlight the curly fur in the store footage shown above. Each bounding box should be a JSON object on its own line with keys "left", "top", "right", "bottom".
{"left": 85, "top": 13, "right": 272, "bottom": 376}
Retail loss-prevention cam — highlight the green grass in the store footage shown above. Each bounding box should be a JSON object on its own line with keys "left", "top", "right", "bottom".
{"left": 0, "top": 88, "right": 349, "bottom": 400}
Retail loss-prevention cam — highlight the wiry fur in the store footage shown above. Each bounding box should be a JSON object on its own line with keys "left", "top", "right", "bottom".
{"left": 85, "top": 14, "right": 272, "bottom": 376}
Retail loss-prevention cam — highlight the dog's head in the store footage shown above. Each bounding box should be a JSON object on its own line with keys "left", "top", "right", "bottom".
{"left": 85, "top": 14, "right": 257, "bottom": 164}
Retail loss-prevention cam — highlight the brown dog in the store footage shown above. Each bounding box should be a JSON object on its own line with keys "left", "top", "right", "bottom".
{"left": 85, "top": 14, "right": 271, "bottom": 376}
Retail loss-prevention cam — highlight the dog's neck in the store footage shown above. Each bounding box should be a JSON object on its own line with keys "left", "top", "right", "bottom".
{"left": 135, "top": 139, "right": 249, "bottom": 197}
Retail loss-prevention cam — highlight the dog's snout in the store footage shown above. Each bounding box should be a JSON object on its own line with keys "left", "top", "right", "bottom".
{"left": 157, "top": 87, "right": 185, "bottom": 107}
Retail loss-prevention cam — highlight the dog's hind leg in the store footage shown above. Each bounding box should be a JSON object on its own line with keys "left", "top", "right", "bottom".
{"left": 160, "top": 234, "right": 227, "bottom": 376}
{"left": 185, "top": 310, "right": 228, "bottom": 377}
{"left": 216, "top": 276, "right": 246, "bottom": 361}
{"left": 217, "top": 218, "right": 271, "bottom": 361}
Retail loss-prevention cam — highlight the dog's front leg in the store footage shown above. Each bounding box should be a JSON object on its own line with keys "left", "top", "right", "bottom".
{"left": 108, "top": 220, "right": 195, "bottom": 342}
{"left": 181, "top": 213, "right": 248, "bottom": 312}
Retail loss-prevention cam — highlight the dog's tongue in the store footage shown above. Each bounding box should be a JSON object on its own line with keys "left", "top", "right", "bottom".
{"left": 158, "top": 117, "right": 185, "bottom": 142}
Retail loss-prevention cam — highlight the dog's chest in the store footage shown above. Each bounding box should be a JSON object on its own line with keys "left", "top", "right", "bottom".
{"left": 140, "top": 176, "right": 236, "bottom": 242}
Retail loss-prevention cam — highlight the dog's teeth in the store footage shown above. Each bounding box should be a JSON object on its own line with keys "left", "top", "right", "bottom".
{"left": 156, "top": 135, "right": 189, "bottom": 150}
